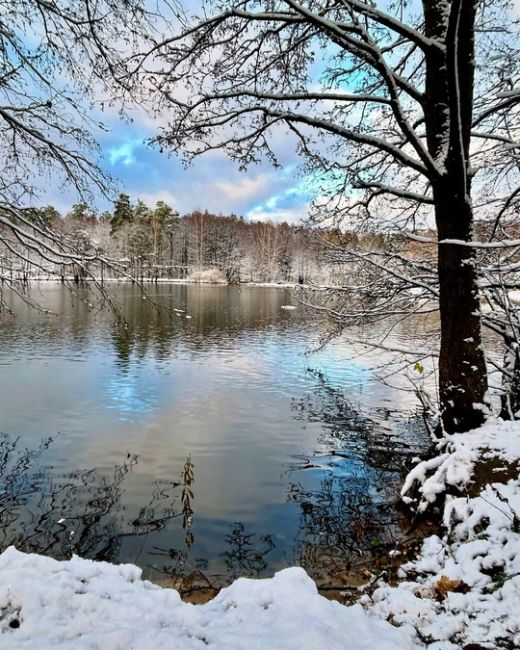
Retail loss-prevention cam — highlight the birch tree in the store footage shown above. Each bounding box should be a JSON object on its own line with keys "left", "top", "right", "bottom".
{"left": 140, "top": 0, "right": 520, "bottom": 433}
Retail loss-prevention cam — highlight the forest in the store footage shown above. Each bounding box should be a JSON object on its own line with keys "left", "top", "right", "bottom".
{"left": 1, "top": 194, "right": 350, "bottom": 284}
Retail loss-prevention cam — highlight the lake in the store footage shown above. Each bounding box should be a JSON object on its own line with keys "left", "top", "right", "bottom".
{"left": 0, "top": 283, "right": 430, "bottom": 596}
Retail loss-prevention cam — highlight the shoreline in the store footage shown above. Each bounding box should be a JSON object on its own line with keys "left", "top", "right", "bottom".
{"left": 4, "top": 277, "right": 302, "bottom": 289}
{"left": 2, "top": 418, "right": 518, "bottom": 647}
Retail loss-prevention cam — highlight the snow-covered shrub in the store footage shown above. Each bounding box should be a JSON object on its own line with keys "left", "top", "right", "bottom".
{"left": 369, "top": 473, "right": 520, "bottom": 649}
{"left": 187, "top": 267, "right": 227, "bottom": 283}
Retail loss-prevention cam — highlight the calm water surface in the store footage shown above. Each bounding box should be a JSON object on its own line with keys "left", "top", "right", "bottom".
{"left": 0, "top": 284, "right": 429, "bottom": 591}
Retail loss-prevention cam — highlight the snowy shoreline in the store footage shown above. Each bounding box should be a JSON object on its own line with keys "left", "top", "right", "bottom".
{"left": 1, "top": 419, "right": 519, "bottom": 648}
{"left": 5, "top": 277, "right": 301, "bottom": 289}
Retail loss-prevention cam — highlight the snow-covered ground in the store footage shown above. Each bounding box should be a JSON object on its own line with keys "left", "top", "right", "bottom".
{"left": 1, "top": 419, "right": 519, "bottom": 649}
{"left": 0, "top": 549, "right": 414, "bottom": 649}
{"left": 369, "top": 418, "right": 520, "bottom": 649}
{"left": 401, "top": 418, "right": 520, "bottom": 512}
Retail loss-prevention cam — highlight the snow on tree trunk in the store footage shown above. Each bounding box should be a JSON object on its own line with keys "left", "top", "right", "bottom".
{"left": 435, "top": 188, "right": 489, "bottom": 432}
{"left": 425, "top": 0, "right": 489, "bottom": 432}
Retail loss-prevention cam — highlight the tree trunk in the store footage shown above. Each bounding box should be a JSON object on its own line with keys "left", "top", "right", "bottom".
{"left": 424, "top": 0, "right": 489, "bottom": 432}
{"left": 434, "top": 185, "right": 489, "bottom": 433}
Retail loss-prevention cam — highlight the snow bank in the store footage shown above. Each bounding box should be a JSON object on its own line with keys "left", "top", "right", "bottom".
{"left": 366, "top": 418, "right": 520, "bottom": 648}
{"left": 401, "top": 417, "right": 520, "bottom": 511}
{"left": 369, "top": 476, "right": 520, "bottom": 648}
{"left": 0, "top": 547, "right": 415, "bottom": 650}
{"left": 187, "top": 268, "right": 227, "bottom": 283}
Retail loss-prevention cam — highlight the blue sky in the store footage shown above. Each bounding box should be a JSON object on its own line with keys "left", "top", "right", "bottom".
{"left": 27, "top": 0, "right": 348, "bottom": 223}
{"left": 34, "top": 0, "right": 325, "bottom": 224}
{"left": 44, "top": 104, "right": 313, "bottom": 223}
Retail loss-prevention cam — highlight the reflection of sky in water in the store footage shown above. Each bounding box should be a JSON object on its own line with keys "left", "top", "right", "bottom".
{"left": 105, "top": 361, "right": 161, "bottom": 422}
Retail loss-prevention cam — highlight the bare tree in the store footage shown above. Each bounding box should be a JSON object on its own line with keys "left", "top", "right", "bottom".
{"left": 0, "top": 0, "right": 166, "bottom": 294}
{"left": 138, "top": 0, "right": 520, "bottom": 433}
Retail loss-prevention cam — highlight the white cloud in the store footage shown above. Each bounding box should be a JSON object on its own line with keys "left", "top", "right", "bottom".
{"left": 246, "top": 206, "right": 304, "bottom": 223}
{"left": 135, "top": 189, "right": 179, "bottom": 209}
{"left": 215, "top": 174, "right": 271, "bottom": 202}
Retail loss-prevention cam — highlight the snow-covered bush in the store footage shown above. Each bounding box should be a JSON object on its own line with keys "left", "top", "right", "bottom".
{"left": 369, "top": 475, "right": 520, "bottom": 648}
{"left": 187, "top": 268, "right": 227, "bottom": 283}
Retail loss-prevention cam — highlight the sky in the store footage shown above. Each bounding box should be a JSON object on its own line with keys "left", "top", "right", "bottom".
{"left": 34, "top": 0, "right": 323, "bottom": 224}
{"left": 43, "top": 93, "right": 312, "bottom": 223}
{"left": 41, "top": 0, "right": 520, "bottom": 223}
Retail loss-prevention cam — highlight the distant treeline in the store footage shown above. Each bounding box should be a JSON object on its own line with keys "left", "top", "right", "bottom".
{"left": 3, "top": 194, "right": 509, "bottom": 287}
{"left": 3, "top": 194, "right": 349, "bottom": 284}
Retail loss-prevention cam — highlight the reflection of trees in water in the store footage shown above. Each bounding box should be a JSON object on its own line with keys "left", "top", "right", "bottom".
{"left": 222, "top": 523, "right": 275, "bottom": 579}
{"left": 0, "top": 437, "right": 276, "bottom": 594}
{"left": 144, "top": 457, "right": 274, "bottom": 590}
{"left": 149, "top": 522, "right": 275, "bottom": 597}
{"left": 293, "top": 368, "right": 426, "bottom": 466}
{"left": 288, "top": 474, "right": 401, "bottom": 582}
{"left": 0, "top": 366, "right": 427, "bottom": 593}
{"left": 0, "top": 434, "right": 181, "bottom": 563}
{"left": 3, "top": 284, "right": 304, "bottom": 367}
{"left": 289, "top": 369, "right": 426, "bottom": 582}
{"left": 109, "top": 284, "right": 303, "bottom": 367}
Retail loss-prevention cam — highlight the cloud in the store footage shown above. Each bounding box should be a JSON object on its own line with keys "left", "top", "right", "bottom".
{"left": 108, "top": 139, "right": 143, "bottom": 166}
{"left": 29, "top": 85, "right": 311, "bottom": 221}
{"left": 215, "top": 175, "right": 271, "bottom": 203}
{"left": 247, "top": 205, "right": 305, "bottom": 224}
{"left": 135, "top": 189, "right": 178, "bottom": 209}
{"left": 246, "top": 177, "right": 313, "bottom": 223}
{"left": 29, "top": 118, "right": 312, "bottom": 223}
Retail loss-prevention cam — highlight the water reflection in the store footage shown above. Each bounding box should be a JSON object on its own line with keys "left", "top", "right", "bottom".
{"left": 286, "top": 368, "right": 428, "bottom": 587}
{"left": 106, "top": 369, "right": 160, "bottom": 421}
{"left": 0, "top": 433, "right": 278, "bottom": 592}
{"left": 222, "top": 523, "right": 276, "bottom": 580}
{"left": 0, "top": 284, "right": 429, "bottom": 593}
{"left": 0, "top": 374, "right": 426, "bottom": 592}
{"left": 0, "top": 434, "right": 180, "bottom": 563}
